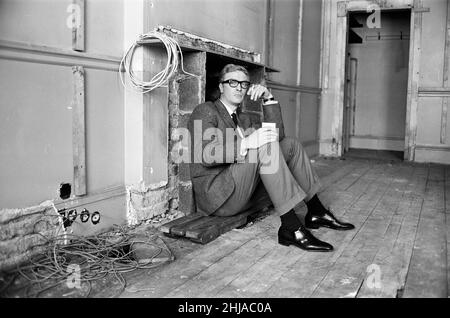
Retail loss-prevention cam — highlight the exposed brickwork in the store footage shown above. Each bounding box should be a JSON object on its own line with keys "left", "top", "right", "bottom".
{"left": 178, "top": 182, "right": 196, "bottom": 215}
{"left": 0, "top": 201, "right": 64, "bottom": 271}
{"left": 179, "top": 77, "right": 201, "bottom": 112}
{"left": 178, "top": 163, "right": 191, "bottom": 182}
{"left": 165, "top": 53, "right": 206, "bottom": 217}
{"left": 127, "top": 184, "right": 178, "bottom": 226}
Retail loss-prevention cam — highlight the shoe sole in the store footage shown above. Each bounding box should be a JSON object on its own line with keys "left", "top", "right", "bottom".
{"left": 278, "top": 238, "right": 333, "bottom": 252}
{"left": 305, "top": 224, "right": 355, "bottom": 231}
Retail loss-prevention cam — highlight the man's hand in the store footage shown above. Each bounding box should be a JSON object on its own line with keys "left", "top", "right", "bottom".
{"left": 242, "top": 127, "right": 278, "bottom": 150}
{"left": 247, "top": 84, "right": 273, "bottom": 101}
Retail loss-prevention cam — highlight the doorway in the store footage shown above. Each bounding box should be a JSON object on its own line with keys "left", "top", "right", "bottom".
{"left": 342, "top": 10, "right": 411, "bottom": 160}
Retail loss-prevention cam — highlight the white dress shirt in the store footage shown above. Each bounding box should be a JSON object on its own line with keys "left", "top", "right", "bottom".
{"left": 220, "top": 99, "right": 247, "bottom": 157}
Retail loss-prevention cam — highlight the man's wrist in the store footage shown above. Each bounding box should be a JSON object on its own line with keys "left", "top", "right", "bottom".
{"left": 241, "top": 137, "right": 247, "bottom": 150}
{"left": 239, "top": 138, "right": 248, "bottom": 157}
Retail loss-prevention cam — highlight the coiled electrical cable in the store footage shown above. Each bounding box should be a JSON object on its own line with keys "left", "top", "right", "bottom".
{"left": 0, "top": 226, "right": 174, "bottom": 298}
{"left": 120, "top": 31, "right": 198, "bottom": 93}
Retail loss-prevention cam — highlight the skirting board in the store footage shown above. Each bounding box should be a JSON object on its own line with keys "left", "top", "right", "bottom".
{"left": 55, "top": 186, "right": 127, "bottom": 236}
{"left": 349, "top": 136, "right": 405, "bottom": 151}
{"left": 414, "top": 147, "right": 450, "bottom": 165}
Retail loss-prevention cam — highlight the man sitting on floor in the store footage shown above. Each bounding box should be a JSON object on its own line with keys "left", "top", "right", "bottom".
{"left": 187, "top": 64, "right": 355, "bottom": 252}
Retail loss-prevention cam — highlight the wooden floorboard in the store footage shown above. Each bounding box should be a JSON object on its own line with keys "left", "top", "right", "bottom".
{"left": 264, "top": 162, "right": 396, "bottom": 297}
{"left": 216, "top": 160, "right": 380, "bottom": 298}
{"left": 356, "top": 164, "right": 426, "bottom": 297}
{"left": 308, "top": 163, "right": 410, "bottom": 297}
{"left": 315, "top": 158, "right": 363, "bottom": 191}
{"left": 165, "top": 224, "right": 277, "bottom": 298}
{"left": 403, "top": 165, "right": 448, "bottom": 298}
{"left": 318, "top": 160, "right": 375, "bottom": 218}
{"left": 116, "top": 158, "right": 449, "bottom": 298}
{"left": 120, "top": 218, "right": 274, "bottom": 297}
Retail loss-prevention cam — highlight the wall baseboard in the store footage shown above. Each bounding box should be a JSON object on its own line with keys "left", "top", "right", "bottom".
{"left": 415, "top": 146, "right": 450, "bottom": 164}
{"left": 349, "top": 135, "right": 404, "bottom": 151}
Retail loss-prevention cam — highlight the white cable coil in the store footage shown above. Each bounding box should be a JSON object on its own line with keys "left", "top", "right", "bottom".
{"left": 120, "top": 31, "right": 197, "bottom": 93}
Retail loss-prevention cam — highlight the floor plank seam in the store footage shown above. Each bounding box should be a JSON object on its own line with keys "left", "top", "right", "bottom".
{"left": 212, "top": 248, "right": 275, "bottom": 297}
{"left": 339, "top": 163, "right": 394, "bottom": 218}
{"left": 133, "top": 230, "right": 270, "bottom": 298}
{"left": 343, "top": 164, "right": 374, "bottom": 192}
{"left": 354, "top": 277, "right": 366, "bottom": 298}
{"left": 160, "top": 229, "right": 274, "bottom": 297}
{"left": 271, "top": 163, "right": 388, "bottom": 297}
{"left": 256, "top": 248, "right": 309, "bottom": 297}
{"left": 401, "top": 167, "right": 429, "bottom": 298}
{"left": 171, "top": 236, "right": 276, "bottom": 298}
{"left": 347, "top": 165, "right": 399, "bottom": 245}
{"left": 347, "top": 166, "right": 409, "bottom": 296}
{"left": 306, "top": 165, "right": 399, "bottom": 297}
{"left": 320, "top": 160, "right": 367, "bottom": 192}
{"left": 392, "top": 168, "right": 428, "bottom": 296}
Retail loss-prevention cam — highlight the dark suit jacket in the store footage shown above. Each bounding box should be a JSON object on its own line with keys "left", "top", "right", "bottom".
{"left": 187, "top": 99, "right": 261, "bottom": 215}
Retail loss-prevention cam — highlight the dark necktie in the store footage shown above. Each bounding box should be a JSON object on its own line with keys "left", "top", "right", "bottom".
{"left": 231, "top": 113, "right": 238, "bottom": 127}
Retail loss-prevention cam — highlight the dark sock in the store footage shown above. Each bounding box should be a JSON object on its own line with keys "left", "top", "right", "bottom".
{"left": 306, "top": 194, "right": 328, "bottom": 216}
{"left": 280, "top": 210, "right": 302, "bottom": 231}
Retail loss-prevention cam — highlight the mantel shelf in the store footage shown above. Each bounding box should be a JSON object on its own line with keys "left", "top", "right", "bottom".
{"left": 137, "top": 38, "right": 279, "bottom": 73}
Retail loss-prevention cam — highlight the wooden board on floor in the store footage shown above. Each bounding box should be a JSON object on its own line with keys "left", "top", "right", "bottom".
{"left": 160, "top": 213, "right": 204, "bottom": 235}
{"left": 117, "top": 158, "right": 449, "bottom": 298}
{"left": 313, "top": 157, "right": 351, "bottom": 182}
{"left": 319, "top": 158, "right": 369, "bottom": 192}
{"left": 307, "top": 164, "right": 411, "bottom": 297}
{"left": 120, "top": 216, "right": 275, "bottom": 298}
{"left": 160, "top": 200, "right": 272, "bottom": 244}
{"left": 318, "top": 161, "right": 374, "bottom": 214}
{"left": 257, "top": 162, "right": 397, "bottom": 297}
{"left": 184, "top": 214, "right": 249, "bottom": 244}
{"left": 356, "top": 165, "right": 426, "bottom": 297}
{"left": 215, "top": 242, "right": 307, "bottom": 297}
{"left": 402, "top": 165, "right": 447, "bottom": 298}
{"left": 165, "top": 230, "right": 277, "bottom": 297}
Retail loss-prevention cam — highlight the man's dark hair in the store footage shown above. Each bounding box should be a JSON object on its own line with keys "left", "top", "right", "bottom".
{"left": 219, "top": 64, "right": 249, "bottom": 82}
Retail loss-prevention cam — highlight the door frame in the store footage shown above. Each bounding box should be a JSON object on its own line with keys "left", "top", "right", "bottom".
{"left": 330, "top": 0, "right": 424, "bottom": 160}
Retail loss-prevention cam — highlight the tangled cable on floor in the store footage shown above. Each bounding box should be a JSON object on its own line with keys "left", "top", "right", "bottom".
{"left": 0, "top": 226, "right": 174, "bottom": 298}
{"left": 120, "top": 31, "right": 198, "bottom": 93}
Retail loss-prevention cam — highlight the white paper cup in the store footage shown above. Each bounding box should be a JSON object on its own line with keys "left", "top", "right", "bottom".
{"left": 262, "top": 122, "right": 276, "bottom": 129}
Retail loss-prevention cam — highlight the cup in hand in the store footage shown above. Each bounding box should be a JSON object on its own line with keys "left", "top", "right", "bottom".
{"left": 262, "top": 122, "right": 276, "bottom": 130}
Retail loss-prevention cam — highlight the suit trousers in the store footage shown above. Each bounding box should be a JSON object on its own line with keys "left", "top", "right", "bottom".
{"left": 213, "top": 137, "right": 322, "bottom": 217}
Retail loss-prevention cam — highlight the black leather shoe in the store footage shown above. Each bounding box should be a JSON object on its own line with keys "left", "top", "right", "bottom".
{"left": 305, "top": 209, "right": 355, "bottom": 231}
{"left": 278, "top": 225, "right": 333, "bottom": 252}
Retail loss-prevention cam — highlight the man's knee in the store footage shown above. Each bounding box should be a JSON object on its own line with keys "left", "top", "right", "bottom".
{"left": 281, "top": 136, "right": 303, "bottom": 149}
{"left": 255, "top": 141, "right": 281, "bottom": 175}
{"left": 280, "top": 136, "right": 305, "bottom": 159}
{"left": 257, "top": 141, "right": 280, "bottom": 156}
